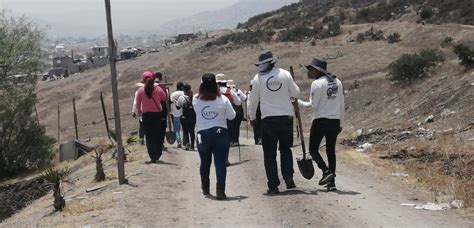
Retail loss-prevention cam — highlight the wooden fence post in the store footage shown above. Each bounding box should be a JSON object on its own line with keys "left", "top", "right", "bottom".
{"left": 57, "top": 105, "right": 61, "bottom": 143}
{"left": 73, "top": 98, "right": 78, "bottom": 140}
{"left": 105, "top": 0, "right": 126, "bottom": 185}
{"left": 100, "top": 92, "right": 112, "bottom": 142}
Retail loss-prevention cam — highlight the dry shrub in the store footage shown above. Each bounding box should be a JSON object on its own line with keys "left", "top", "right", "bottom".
{"left": 376, "top": 135, "right": 474, "bottom": 207}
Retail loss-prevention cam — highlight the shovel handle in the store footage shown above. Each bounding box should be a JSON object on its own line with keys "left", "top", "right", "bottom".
{"left": 289, "top": 66, "right": 307, "bottom": 157}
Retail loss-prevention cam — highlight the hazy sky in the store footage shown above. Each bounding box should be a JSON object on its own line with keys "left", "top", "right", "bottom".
{"left": 1, "top": 0, "right": 238, "bottom": 37}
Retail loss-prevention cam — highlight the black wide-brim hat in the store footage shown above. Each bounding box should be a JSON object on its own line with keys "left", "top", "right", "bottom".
{"left": 304, "top": 58, "right": 329, "bottom": 74}
{"left": 255, "top": 51, "right": 278, "bottom": 66}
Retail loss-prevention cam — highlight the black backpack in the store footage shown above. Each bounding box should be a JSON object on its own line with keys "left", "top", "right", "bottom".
{"left": 181, "top": 96, "right": 196, "bottom": 120}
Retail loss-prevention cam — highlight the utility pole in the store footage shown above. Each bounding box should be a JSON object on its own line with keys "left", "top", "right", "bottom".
{"left": 104, "top": 0, "right": 126, "bottom": 185}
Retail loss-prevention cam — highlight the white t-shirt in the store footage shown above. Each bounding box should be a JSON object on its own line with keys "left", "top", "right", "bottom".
{"left": 298, "top": 76, "right": 345, "bottom": 121}
{"left": 170, "top": 90, "right": 184, "bottom": 117}
{"left": 249, "top": 67, "right": 300, "bottom": 120}
{"left": 193, "top": 95, "right": 236, "bottom": 132}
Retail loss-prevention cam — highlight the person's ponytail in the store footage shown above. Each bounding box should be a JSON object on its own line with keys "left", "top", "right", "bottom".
{"left": 145, "top": 79, "right": 154, "bottom": 98}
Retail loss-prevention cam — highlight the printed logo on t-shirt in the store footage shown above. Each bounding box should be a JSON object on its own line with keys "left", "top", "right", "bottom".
{"left": 201, "top": 106, "right": 219, "bottom": 120}
{"left": 326, "top": 81, "right": 339, "bottom": 99}
{"left": 266, "top": 76, "right": 282, "bottom": 92}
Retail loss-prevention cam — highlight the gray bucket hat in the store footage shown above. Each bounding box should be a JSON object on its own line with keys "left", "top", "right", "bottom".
{"left": 255, "top": 51, "right": 278, "bottom": 66}
{"left": 304, "top": 58, "right": 329, "bottom": 75}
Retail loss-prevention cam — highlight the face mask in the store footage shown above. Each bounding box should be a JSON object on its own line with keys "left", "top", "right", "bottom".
{"left": 258, "top": 63, "right": 273, "bottom": 74}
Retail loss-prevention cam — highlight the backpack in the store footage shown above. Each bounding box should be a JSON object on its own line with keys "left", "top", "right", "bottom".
{"left": 223, "top": 87, "right": 233, "bottom": 104}
{"left": 181, "top": 96, "right": 196, "bottom": 120}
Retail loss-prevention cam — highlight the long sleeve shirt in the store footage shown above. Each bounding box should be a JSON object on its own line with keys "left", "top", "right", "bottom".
{"left": 193, "top": 95, "right": 236, "bottom": 132}
{"left": 135, "top": 86, "right": 167, "bottom": 116}
{"left": 298, "top": 76, "right": 345, "bottom": 121}
{"left": 249, "top": 67, "right": 300, "bottom": 120}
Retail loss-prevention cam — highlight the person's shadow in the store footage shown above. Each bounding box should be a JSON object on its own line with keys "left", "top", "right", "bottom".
{"left": 264, "top": 189, "right": 319, "bottom": 197}
{"left": 227, "top": 160, "right": 250, "bottom": 167}
{"left": 207, "top": 195, "right": 248, "bottom": 201}
{"left": 319, "top": 189, "right": 361, "bottom": 195}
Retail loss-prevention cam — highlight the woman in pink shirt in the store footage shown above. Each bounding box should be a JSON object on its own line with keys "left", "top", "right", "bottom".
{"left": 135, "top": 71, "right": 168, "bottom": 164}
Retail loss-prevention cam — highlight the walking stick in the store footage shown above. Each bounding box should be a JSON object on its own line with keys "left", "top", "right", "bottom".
{"left": 238, "top": 141, "right": 241, "bottom": 162}
{"left": 245, "top": 100, "right": 249, "bottom": 139}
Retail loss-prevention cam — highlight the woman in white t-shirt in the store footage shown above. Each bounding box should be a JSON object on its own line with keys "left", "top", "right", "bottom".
{"left": 193, "top": 73, "right": 236, "bottom": 200}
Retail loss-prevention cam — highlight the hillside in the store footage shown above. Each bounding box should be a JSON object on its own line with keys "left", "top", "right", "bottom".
{"left": 239, "top": 0, "right": 474, "bottom": 30}
{"left": 156, "top": 0, "right": 298, "bottom": 35}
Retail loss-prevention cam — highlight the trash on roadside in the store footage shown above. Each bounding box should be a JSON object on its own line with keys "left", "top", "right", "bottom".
{"left": 391, "top": 172, "right": 409, "bottom": 177}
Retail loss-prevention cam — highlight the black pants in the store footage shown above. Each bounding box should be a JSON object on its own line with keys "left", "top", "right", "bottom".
{"left": 181, "top": 117, "right": 196, "bottom": 147}
{"left": 253, "top": 106, "right": 262, "bottom": 144}
{"left": 309, "top": 118, "right": 340, "bottom": 174}
{"left": 160, "top": 102, "right": 167, "bottom": 146}
{"left": 231, "top": 110, "right": 244, "bottom": 143}
{"left": 138, "top": 120, "right": 145, "bottom": 139}
{"left": 142, "top": 112, "right": 164, "bottom": 161}
{"left": 261, "top": 116, "right": 294, "bottom": 189}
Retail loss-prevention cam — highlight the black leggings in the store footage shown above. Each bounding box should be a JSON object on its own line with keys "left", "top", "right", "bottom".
{"left": 181, "top": 118, "right": 196, "bottom": 147}
{"left": 142, "top": 112, "right": 164, "bottom": 161}
{"left": 309, "top": 118, "right": 340, "bottom": 174}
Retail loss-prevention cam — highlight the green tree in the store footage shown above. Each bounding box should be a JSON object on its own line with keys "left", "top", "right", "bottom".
{"left": 388, "top": 49, "right": 444, "bottom": 82}
{"left": 453, "top": 44, "right": 474, "bottom": 68}
{"left": 0, "top": 13, "right": 55, "bottom": 178}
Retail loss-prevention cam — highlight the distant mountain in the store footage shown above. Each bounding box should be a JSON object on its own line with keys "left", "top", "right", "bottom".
{"left": 156, "top": 0, "right": 298, "bottom": 36}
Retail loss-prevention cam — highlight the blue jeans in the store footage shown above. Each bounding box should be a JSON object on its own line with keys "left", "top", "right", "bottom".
{"left": 197, "top": 127, "right": 230, "bottom": 186}
{"left": 172, "top": 116, "right": 182, "bottom": 144}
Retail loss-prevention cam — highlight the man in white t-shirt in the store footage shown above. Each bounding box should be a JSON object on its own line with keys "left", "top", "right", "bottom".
{"left": 170, "top": 82, "right": 185, "bottom": 148}
{"left": 298, "top": 58, "right": 345, "bottom": 191}
{"left": 249, "top": 51, "right": 300, "bottom": 194}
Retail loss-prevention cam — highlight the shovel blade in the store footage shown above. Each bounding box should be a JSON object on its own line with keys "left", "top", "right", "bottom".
{"left": 297, "top": 159, "right": 315, "bottom": 180}
{"left": 166, "top": 131, "right": 176, "bottom": 144}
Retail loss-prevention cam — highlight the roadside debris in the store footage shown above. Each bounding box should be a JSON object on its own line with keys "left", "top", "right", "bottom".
{"left": 401, "top": 202, "right": 451, "bottom": 211}
{"left": 391, "top": 172, "right": 409, "bottom": 177}
{"left": 424, "top": 115, "right": 434, "bottom": 123}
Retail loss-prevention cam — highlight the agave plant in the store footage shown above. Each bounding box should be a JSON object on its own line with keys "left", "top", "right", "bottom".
{"left": 93, "top": 145, "right": 109, "bottom": 182}
{"left": 41, "top": 167, "right": 70, "bottom": 211}
{"left": 108, "top": 129, "right": 139, "bottom": 160}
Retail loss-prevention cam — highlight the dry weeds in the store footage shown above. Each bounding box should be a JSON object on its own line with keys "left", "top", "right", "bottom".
{"left": 375, "top": 135, "right": 474, "bottom": 207}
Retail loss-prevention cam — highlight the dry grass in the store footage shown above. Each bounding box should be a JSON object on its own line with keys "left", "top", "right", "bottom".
{"left": 374, "top": 134, "right": 474, "bottom": 207}
{"left": 64, "top": 198, "right": 114, "bottom": 215}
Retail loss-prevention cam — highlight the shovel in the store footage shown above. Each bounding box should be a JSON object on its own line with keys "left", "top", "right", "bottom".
{"left": 290, "top": 66, "right": 315, "bottom": 180}
{"left": 165, "top": 94, "right": 176, "bottom": 145}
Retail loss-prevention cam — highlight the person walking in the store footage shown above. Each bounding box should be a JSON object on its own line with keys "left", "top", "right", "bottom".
{"left": 135, "top": 71, "right": 168, "bottom": 164}
{"left": 229, "top": 80, "right": 247, "bottom": 146}
{"left": 170, "top": 82, "right": 185, "bottom": 148}
{"left": 298, "top": 59, "right": 345, "bottom": 191}
{"left": 132, "top": 79, "right": 146, "bottom": 145}
{"left": 219, "top": 80, "right": 241, "bottom": 147}
{"left": 177, "top": 84, "right": 196, "bottom": 151}
{"left": 247, "top": 83, "right": 262, "bottom": 145}
{"left": 248, "top": 51, "right": 300, "bottom": 194}
{"left": 155, "top": 71, "right": 168, "bottom": 150}
{"left": 193, "top": 73, "right": 236, "bottom": 200}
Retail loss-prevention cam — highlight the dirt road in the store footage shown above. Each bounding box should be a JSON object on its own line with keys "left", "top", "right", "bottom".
{"left": 2, "top": 136, "right": 472, "bottom": 227}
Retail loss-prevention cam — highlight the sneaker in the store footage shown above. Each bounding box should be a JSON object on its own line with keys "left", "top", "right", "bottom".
{"left": 145, "top": 160, "right": 157, "bottom": 164}
{"left": 177, "top": 143, "right": 182, "bottom": 149}
{"left": 318, "top": 171, "right": 336, "bottom": 186}
{"left": 285, "top": 180, "right": 296, "bottom": 189}
{"left": 184, "top": 144, "right": 191, "bottom": 151}
{"left": 266, "top": 188, "right": 280, "bottom": 195}
{"left": 325, "top": 181, "right": 337, "bottom": 191}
